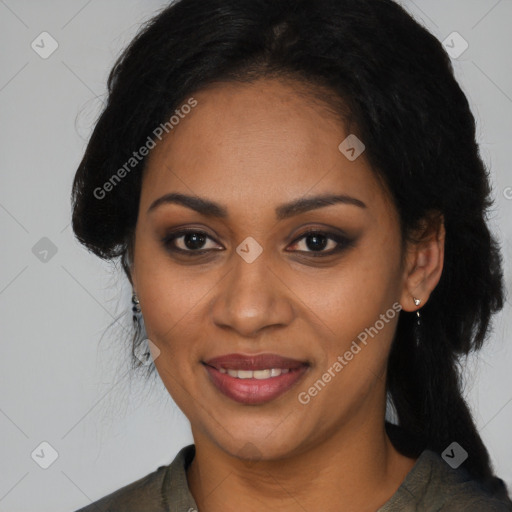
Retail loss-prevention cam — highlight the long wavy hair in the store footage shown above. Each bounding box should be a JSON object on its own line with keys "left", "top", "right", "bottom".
{"left": 71, "top": 0, "right": 506, "bottom": 494}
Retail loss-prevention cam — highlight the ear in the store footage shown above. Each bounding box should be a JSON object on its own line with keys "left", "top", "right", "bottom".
{"left": 399, "top": 212, "right": 445, "bottom": 313}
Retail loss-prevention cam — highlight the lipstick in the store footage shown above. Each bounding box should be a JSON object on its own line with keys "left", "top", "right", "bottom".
{"left": 203, "top": 353, "right": 309, "bottom": 405}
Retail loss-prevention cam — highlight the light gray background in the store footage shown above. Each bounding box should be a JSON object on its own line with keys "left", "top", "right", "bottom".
{"left": 0, "top": 1, "right": 511, "bottom": 510}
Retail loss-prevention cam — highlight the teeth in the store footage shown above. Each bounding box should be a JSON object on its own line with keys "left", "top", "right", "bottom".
{"left": 221, "top": 368, "right": 291, "bottom": 379}
{"left": 254, "top": 369, "right": 271, "bottom": 379}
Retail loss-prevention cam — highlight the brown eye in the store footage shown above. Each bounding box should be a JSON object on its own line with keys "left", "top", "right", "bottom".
{"left": 162, "top": 230, "right": 222, "bottom": 254}
{"left": 287, "top": 230, "right": 355, "bottom": 256}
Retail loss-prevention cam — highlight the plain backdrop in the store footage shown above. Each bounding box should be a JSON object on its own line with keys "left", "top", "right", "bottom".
{"left": 0, "top": 1, "right": 511, "bottom": 510}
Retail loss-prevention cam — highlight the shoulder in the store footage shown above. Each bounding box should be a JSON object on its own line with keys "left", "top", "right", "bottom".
{"left": 73, "top": 445, "right": 196, "bottom": 512}
{"left": 74, "top": 464, "right": 169, "bottom": 512}
{"left": 381, "top": 449, "right": 512, "bottom": 511}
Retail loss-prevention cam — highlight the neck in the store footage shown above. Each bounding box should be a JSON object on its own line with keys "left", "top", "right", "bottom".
{"left": 186, "top": 418, "right": 417, "bottom": 512}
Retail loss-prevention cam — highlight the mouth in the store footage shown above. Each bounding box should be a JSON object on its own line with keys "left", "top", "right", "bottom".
{"left": 202, "top": 353, "right": 310, "bottom": 405}
{"left": 215, "top": 367, "right": 292, "bottom": 379}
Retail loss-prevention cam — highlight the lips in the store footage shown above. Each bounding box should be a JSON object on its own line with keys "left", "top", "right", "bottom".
{"left": 204, "top": 353, "right": 308, "bottom": 371}
{"left": 202, "top": 353, "right": 309, "bottom": 405}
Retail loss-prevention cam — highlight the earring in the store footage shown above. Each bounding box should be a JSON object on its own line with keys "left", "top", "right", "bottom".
{"left": 412, "top": 296, "right": 422, "bottom": 348}
{"left": 132, "top": 292, "right": 141, "bottom": 325}
{"left": 413, "top": 297, "right": 421, "bottom": 318}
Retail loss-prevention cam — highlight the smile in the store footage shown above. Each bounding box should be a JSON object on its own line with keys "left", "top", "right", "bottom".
{"left": 218, "top": 368, "right": 290, "bottom": 379}
{"left": 202, "top": 353, "right": 309, "bottom": 405}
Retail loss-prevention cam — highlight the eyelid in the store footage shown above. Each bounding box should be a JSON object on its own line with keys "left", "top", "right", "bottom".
{"left": 161, "top": 228, "right": 223, "bottom": 254}
{"left": 286, "top": 228, "right": 355, "bottom": 255}
{"left": 161, "top": 226, "right": 355, "bottom": 257}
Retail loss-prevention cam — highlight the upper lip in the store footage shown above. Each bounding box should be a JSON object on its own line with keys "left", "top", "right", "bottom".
{"left": 203, "top": 353, "right": 309, "bottom": 371}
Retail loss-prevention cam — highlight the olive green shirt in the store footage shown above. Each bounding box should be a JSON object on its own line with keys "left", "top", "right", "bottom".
{"left": 75, "top": 433, "right": 512, "bottom": 511}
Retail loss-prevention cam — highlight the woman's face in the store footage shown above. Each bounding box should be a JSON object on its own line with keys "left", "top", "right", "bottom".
{"left": 131, "top": 78, "right": 415, "bottom": 459}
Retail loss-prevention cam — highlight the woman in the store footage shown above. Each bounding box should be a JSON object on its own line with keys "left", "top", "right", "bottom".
{"left": 71, "top": 0, "right": 512, "bottom": 510}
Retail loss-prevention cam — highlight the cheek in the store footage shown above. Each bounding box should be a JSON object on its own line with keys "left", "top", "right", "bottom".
{"left": 302, "top": 276, "right": 399, "bottom": 366}
{"left": 299, "top": 274, "right": 399, "bottom": 415}
{"left": 134, "top": 230, "right": 203, "bottom": 321}
{"left": 305, "top": 241, "right": 400, "bottom": 328}
{"left": 133, "top": 247, "right": 205, "bottom": 358}
{"left": 137, "top": 270, "right": 206, "bottom": 404}
{"left": 139, "top": 277, "right": 204, "bottom": 354}
{"left": 296, "top": 231, "right": 402, "bottom": 372}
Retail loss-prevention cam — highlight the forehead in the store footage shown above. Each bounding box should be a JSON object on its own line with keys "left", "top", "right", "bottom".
{"left": 140, "top": 78, "right": 386, "bottom": 215}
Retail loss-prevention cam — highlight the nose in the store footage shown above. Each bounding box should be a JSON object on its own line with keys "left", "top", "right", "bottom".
{"left": 210, "top": 248, "right": 295, "bottom": 338}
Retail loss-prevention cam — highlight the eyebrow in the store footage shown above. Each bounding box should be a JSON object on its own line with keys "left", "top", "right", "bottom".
{"left": 147, "top": 192, "right": 367, "bottom": 220}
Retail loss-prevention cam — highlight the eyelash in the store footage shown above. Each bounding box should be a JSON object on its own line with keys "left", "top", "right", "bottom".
{"left": 161, "top": 228, "right": 354, "bottom": 258}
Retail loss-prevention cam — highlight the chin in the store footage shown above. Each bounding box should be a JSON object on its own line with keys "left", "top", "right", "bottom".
{"left": 201, "top": 416, "right": 309, "bottom": 463}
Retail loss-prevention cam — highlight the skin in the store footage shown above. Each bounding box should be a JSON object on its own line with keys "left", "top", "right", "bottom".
{"left": 130, "top": 78, "right": 445, "bottom": 512}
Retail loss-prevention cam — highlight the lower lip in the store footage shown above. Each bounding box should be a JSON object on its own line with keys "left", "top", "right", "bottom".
{"left": 203, "top": 364, "right": 309, "bottom": 405}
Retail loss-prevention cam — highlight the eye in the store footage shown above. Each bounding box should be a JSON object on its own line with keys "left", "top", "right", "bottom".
{"left": 161, "top": 228, "right": 355, "bottom": 258}
{"left": 162, "top": 229, "right": 222, "bottom": 254}
{"left": 287, "top": 230, "right": 354, "bottom": 256}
